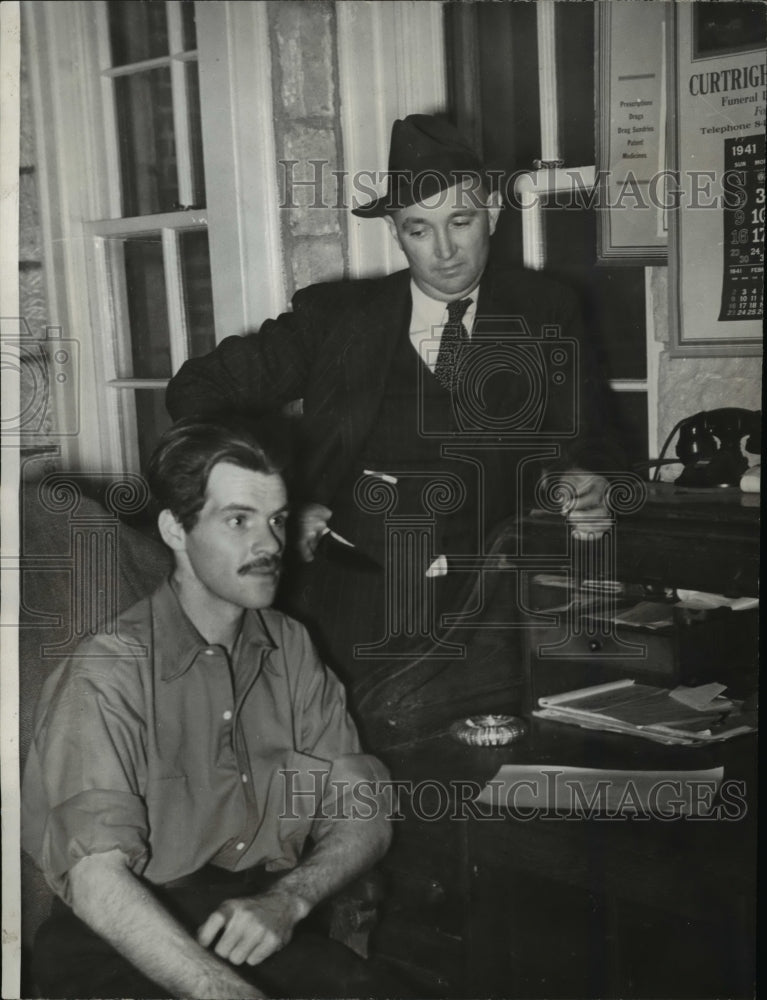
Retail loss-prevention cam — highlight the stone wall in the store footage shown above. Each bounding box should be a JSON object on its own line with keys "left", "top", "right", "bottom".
{"left": 268, "top": 1, "right": 347, "bottom": 296}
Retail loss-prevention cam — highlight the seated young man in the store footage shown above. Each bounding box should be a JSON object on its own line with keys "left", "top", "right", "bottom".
{"left": 21, "top": 417, "right": 392, "bottom": 999}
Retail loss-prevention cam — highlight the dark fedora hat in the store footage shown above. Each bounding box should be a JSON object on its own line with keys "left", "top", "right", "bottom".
{"left": 352, "top": 114, "right": 485, "bottom": 218}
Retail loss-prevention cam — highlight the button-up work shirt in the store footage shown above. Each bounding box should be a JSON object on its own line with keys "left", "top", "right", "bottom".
{"left": 408, "top": 279, "right": 479, "bottom": 373}
{"left": 22, "top": 580, "right": 385, "bottom": 902}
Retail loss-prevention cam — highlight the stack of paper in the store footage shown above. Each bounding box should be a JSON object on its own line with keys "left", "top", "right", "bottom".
{"left": 534, "top": 679, "right": 756, "bottom": 746}
{"left": 474, "top": 763, "right": 724, "bottom": 816}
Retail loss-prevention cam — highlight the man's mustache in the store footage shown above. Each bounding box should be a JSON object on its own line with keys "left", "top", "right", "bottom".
{"left": 238, "top": 556, "right": 282, "bottom": 575}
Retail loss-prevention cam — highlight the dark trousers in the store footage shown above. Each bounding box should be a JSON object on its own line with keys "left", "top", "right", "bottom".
{"left": 32, "top": 866, "right": 403, "bottom": 999}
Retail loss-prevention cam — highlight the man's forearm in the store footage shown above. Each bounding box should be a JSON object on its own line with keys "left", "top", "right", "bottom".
{"left": 68, "top": 849, "right": 266, "bottom": 999}
{"left": 192, "top": 779, "right": 392, "bottom": 969}
{"left": 271, "top": 780, "right": 392, "bottom": 919}
{"left": 165, "top": 308, "right": 309, "bottom": 422}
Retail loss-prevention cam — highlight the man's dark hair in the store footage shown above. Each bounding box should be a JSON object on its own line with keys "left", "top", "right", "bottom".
{"left": 146, "top": 415, "right": 291, "bottom": 531}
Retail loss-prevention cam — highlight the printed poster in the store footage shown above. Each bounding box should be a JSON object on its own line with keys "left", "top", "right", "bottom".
{"left": 672, "top": 1, "right": 765, "bottom": 349}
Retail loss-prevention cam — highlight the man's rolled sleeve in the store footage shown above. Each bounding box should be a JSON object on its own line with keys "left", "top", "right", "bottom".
{"left": 42, "top": 790, "right": 149, "bottom": 902}
{"left": 22, "top": 664, "right": 150, "bottom": 902}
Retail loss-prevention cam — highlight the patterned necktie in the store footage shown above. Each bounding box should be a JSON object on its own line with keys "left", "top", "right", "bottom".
{"left": 434, "top": 297, "right": 472, "bottom": 391}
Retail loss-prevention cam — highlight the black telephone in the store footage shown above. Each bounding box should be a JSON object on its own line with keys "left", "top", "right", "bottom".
{"left": 672, "top": 408, "right": 761, "bottom": 488}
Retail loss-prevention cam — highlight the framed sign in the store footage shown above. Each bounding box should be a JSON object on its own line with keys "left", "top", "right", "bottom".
{"left": 596, "top": 1, "right": 669, "bottom": 264}
{"left": 669, "top": 1, "right": 765, "bottom": 356}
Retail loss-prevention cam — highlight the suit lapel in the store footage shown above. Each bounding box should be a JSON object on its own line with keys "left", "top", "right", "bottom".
{"left": 306, "top": 271, "right": 411, "bottom": 502}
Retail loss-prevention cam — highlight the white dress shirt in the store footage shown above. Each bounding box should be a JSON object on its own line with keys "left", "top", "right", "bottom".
{"left": 408, "top": 280, "right": 479, "bottom": 373}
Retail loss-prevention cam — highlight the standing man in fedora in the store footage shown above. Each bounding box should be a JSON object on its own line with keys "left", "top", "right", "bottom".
{"left": 166, "top": 115, "right": 622, "bottom": 749}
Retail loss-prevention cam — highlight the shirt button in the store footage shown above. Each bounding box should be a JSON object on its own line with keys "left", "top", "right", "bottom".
{"left": 241, "top": 774, "right": 249, "bottom": 783}
{"left": 204, "top": 649, "right": 215, "bottom": 656}
{"left": 236, "top": 841, "right": 246, "bottom": 851}
{"left": 223, "top": 710, "right": 233, "bottom": 721}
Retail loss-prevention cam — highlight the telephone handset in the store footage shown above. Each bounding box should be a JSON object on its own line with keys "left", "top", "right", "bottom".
{"left": 674, "top": 408, "right": 761, "bottom": 488}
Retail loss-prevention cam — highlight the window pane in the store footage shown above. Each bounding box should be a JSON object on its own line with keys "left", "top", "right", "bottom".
{"left": 134, "top": 389, "right": 173, "bottom": 469}
{"left": 445, "top": 3, "right": 540, "bottom": 269}
{"left": 179, "top": 229, "right": 215, "bottom": 357}
{"left": 476, "top": 2, "right": 540, "bottom": 171}
{"left": 555, "top": 2, "right": 595, "bottom": 166}
{"left": 109, "top": 1, "right": 169, "bottom": 67}
{"left": 542, "top": 204, "right": 646, "bottom": 381}
{"left": 115, "top": 68, "right": 179, "bottom": 216}
{"left": 185, "top": 61, "right": 206, "bottom": 206}
{"left": 181, "top": 1, "right": 198, "bottom": 51}
{"left": 124, "top": 236, "right": 172, "bottom": 379}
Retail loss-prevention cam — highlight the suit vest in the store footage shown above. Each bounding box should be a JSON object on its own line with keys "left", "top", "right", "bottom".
{"left": 330, "top": 324, "right": 490, "bottom": 557}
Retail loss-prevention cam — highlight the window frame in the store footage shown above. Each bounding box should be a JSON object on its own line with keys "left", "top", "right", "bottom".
{"left": 445, "top": 1, "right": 657, "bottom": 456}
{"left": 23, "top": 0, "right": 285, "bottom": 473}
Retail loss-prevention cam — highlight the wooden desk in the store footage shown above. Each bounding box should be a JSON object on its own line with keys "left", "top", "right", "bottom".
{"left": 522, "top": 482, "right": 760, "bottom": 597}
{"left": 464, "top": 722, "right": 757, "bottom": 998}
{"left": 379, "top": 725, "right": 757, "bottom": 998}
{"left": 373, "top": 487, "right": 759, "bottom": 997}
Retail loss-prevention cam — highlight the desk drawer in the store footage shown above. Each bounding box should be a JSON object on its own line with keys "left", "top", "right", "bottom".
{"left": 526, "top": 626, "right": 674, "bottom": 707}
{"left": 375, "top": 812, "right": 467, "bottom": 993}
{"left": 529, "top": 625, "right": 674, "bottom": 672}
{"left": 526, "top": 606, "right": 758, "bottom": 706}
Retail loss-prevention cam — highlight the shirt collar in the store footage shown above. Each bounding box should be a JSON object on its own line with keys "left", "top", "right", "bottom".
{"left": 409, "top": 279, "right": 479, "bottom": 336}
{"left": 152, "top": 578, "right": 278, "bottom": 682}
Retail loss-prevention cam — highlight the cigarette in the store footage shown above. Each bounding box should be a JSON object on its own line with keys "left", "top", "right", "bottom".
{"left": 363, "top": 469, "right": 398, "bottom": 485}
{"left": 321, "top": 527, "right": 355, "bottom": 549}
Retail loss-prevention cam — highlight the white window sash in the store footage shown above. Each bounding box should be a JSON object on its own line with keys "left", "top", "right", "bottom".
{"left": 24, "top": 1, "right": 287, "bottom": 472}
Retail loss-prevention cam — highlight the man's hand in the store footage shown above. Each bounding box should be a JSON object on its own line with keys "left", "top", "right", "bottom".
{"left": 552, "top": 472, "right": 611, "bottom": 540}
{"left": 197, "top": 887, "right": 308, "bottom": 967}
{"left": 296, "top": 503, "right": 333, "bottom": 562}
{"left": 68, "top": 850, "right": 266, "bottom": 998}
{"left": 198, "top": 756, "right": 392, "bottom": 969}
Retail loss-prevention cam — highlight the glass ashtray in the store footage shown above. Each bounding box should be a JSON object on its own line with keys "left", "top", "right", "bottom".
{"left": 449, "top": 714, "right": 527, "bottom": 747}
